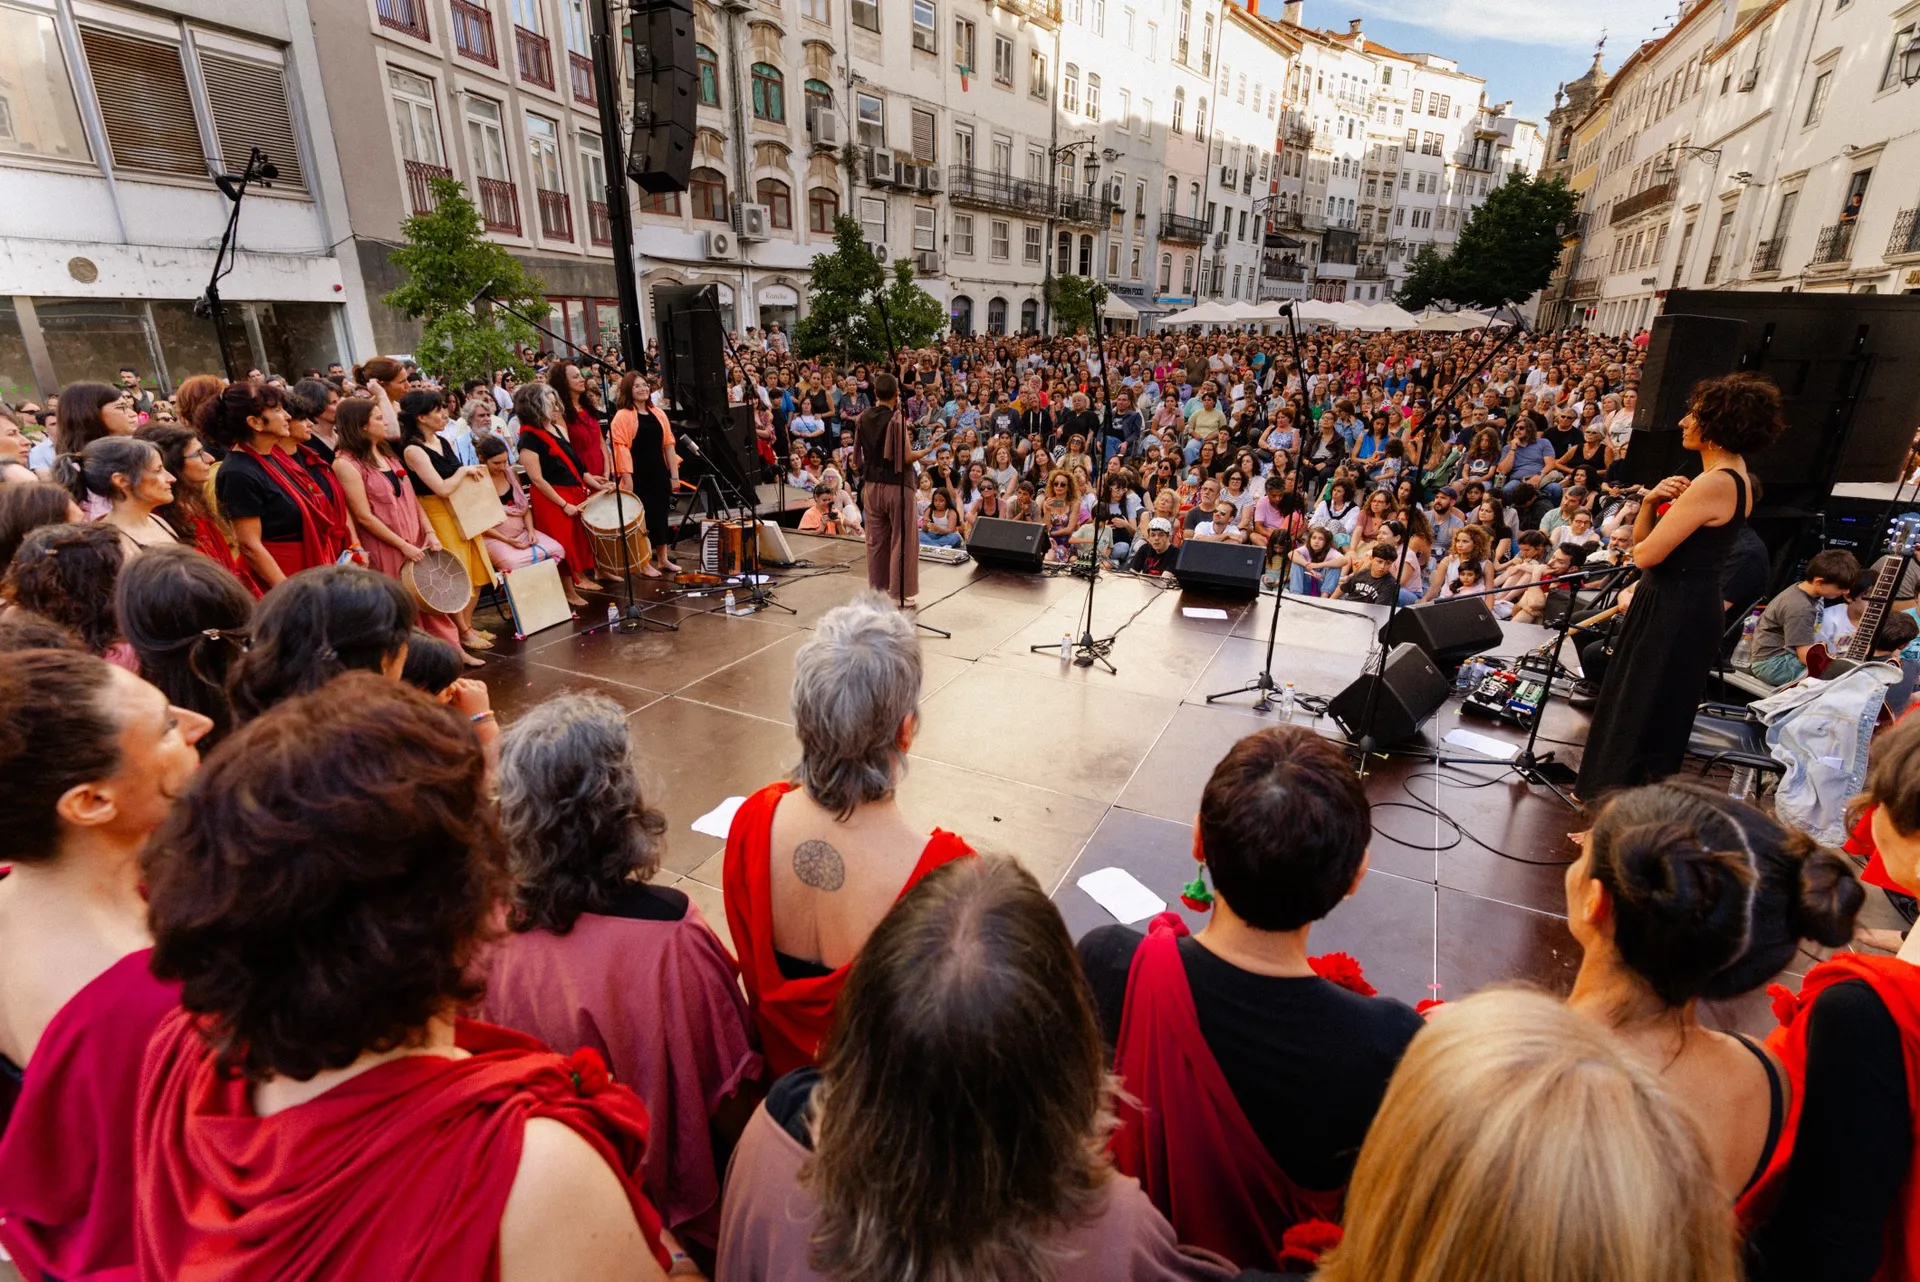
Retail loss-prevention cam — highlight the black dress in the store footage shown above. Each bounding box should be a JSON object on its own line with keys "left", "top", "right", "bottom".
{"left": 1576, "top": 469, "right": 1749, "bottom": 797}
{"left": 630, "top": 408, "right": 673, "bottom": 548}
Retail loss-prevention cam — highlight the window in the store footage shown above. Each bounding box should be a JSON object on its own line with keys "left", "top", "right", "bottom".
{"left": 805, "top": 79, "right": 833, "bottom": 121}
{"left": 1405, "top": 128, "right": 1417, "bottom": 150}
{"left": 1430, "top": 92, "right": 1449, "bottom": 116}
{"left": 1410, "top": 88, "right": 1423, "bottom": 112}
{"left": 1201, "top": 15, "right": 1212, "bottom": 72}
{"left": 1140, "top": 97, "right": 1153, "bottom": 139}
{"left": 389, "top": 68, "right": 445, "bottom": 168}
{"left": 1158, "top": 252, "right": 1171, "bottom": 291}
{"left": 1086, "top": 73, "right": 1101, "bottom": 120}
{"left": 77, "top": 26, "right": 202, "bottom": 176}
{"left": 993, "top": 35, "right": 1013, "bottom": 85}
{"left": 464, "top": 95, "right": 511, "bottom": 180}
{"left": 1029, "top": 49, "right": 1048, "bottom": 99}
{"left": 911, "top": 108, "right": 936, "bottom": 163}
{"left": 991, "top": 219, "right": 1011, "bottom": 259}
{"left": 912, "top": 0, "right": 936, "bottom": 53}
{"left": 579, "top": 127, "right": 606, "bottom": 202}
{"left": 1176, "top": 0, "right": 1190, "bottom": 63}
{"left": 953, "top": 124, "right": 973, "bottom": 169}
{"left": 1130, "top": 244, "right": 1142, "bottom": 279}
{"left": 1063, "top": 63, "right": 1080, "bottom": 114}
{"left": 852, "top": 0, "right": 879, "bottom": 30}
{"left": 855, "top": 92, "right": 884, "bottom": 149}
{"left": 758, "top": 177, "right": 792, "bottom": 228}
{"left": 913, "top": 204, "right": 937, "bottom": 251}
{"left": 859, "top": 194, "right": 886, "bottom": 244}
{"left": 808, "top": 185, "right": 838, "bottom": 232}
{"left": 990, "top": 133, "right": 1012, "bottom": 173}
{"left": 1117, "top": 89, "right": 1131, "bottom": 130}
{"left": 1020, "top": 298, "right": 1038, "bottom": 330}
{"left": 526, "top": 113, "right": 564, "bottom": 194}
{"left": 1181, "top": 255, "right": 1195, "bottom": 293}
{"left": 1381, "top": 67, "right": 1392, "bottom": 84}
{"left": 1237, "top": 73, "right": 1246, "bottom": 104}
{"left": 1803, "top": 68, "right": 1832, "bottom": 126}
{"left": 1172, "top": 87, "right": 1185, "bottom": 134}
{"left": 803, "top": 0, "right": 829, "bottom": 22}
{"left": 0, "top": 8, "right": 89, "bottom": 163}
{"left": 1124, "top": 5, "right": 1135, "bottom": 46}
{"left": 1107, "top": 240, "right": 1120, "bottom": 276}
{"left": 640, "top": 187, "right": 680, "bottom": 215}
{"left": 1134, "top": 178, "right": 1146, "bottom": 215}
{"left": 1146, "top": 20, "right": 1157, "bottom": 60}
{"left": 954, "top": 213, "right": 974, "bottom": 255}
{"left": 1023, "top": 226, "right": 1043, "bottom": 264}
{"left": 696, "top": 45, "right": 720, "bottom": 106}
{"left": 691, "top": 167, "right": 728, "bottom": 221}
{"left": 1090, "top": 0, "right": 1105, "bottom": 35}
{"left": 1195, "top": 95, "right": 1206, "bottom": 139}
{"left": 1028, "top": 146, "right": 1046, "bottom": 181}
{"left": 1078, "top": 233, "right": 1093, "bottom": 274}
{"left": 955, "top": 18, "right": 975, "bottom": 68}
{"left": 751, "top": 64, "right": 785, "bottom": 121}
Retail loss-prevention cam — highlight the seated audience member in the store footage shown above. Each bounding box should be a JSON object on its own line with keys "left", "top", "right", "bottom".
{"left": 1748, "top": 549, "right": 1859, "bottom": 686}
{"left": 1748, "top": 713, "right": 1920, "bottom": 1278}
{"left": 1192, "top": 499, "right": 1248, "bottom": 544}
{"left": 4, "top": 523, "right": 128, "bottom": 663}
{"left": 797, "top": 485, "right": 843, "bottom": 535}
{"left": 114, "top": 543, "right": 252, "bottom": 749}
{"left": 1333, "top": 542, "right": 1400, "bottom": 605}
{"left": 1130, "top": 516, "right": 1180, "bottom": 576}
{"left": 1318, "top": 989, "right": 1741, "bottom": 1282}
{"left": 1564, "top": 782, "right": 1860, "bottom": 1202}
{"left": 398, "top": 628, "right": 464, "bottom": 697}
{"left": 483, "top": 694, "right": 762, "bottom": 1256}
{"left": 1080, "top": 726, "right": 1423, "bottom": 1269}
{"left": 718, "top": 856, "right": 1235, "bottom": 1282}
{"left": 225, "top": 564, "right": 415, "bottom": 723}
{"left": 724, "top": 595, "right": 975, "bottom": 1075}
{"left": 1290, "top": 527, "right": 1346, "bottom": 597}
{"left": 0, "top": 651, "right": 212, "bottom": 1282}
{"left": 138, "top": 674, "right": 672, "bottom": 1281}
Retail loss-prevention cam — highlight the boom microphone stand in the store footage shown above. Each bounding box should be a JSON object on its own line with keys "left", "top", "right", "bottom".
{"left": 198, "top": 146, "right": 277, "bottom": 382}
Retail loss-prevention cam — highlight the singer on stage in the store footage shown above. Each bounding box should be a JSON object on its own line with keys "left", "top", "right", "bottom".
{"left": 855, "top": 372, "right": 944, "bottom": 608}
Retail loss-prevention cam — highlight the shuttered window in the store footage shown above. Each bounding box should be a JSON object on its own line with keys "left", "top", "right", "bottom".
{"left": 200, "top": 53, "right": 306, "bottom": 189}
{"left": 80, "top": 26, "right": 205, "bottom": 177}
{"left": 910, "top": 108, "right": 935, "bottom": 163}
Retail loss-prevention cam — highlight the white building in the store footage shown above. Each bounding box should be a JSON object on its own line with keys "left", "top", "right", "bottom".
{"left": 1204, "top": 3, "right": 1295, "bottom": 305}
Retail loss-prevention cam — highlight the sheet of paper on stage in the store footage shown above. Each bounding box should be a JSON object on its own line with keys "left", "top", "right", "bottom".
{"left": 1077, "top": 867, "right": 1168, "bottom": 924}
{"left": 1444, "top": 729, "right": 1518, "bottom": 761}
{"left": 1182, "top": 607, "right": 1230, "bottom": 620}
{"left": 692, "top": 796, "right": 747, "bottom": 839}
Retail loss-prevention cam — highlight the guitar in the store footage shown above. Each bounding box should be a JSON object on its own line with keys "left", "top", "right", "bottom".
{"left": 1805, "top": 552, "right": 1904, "bottom": 680}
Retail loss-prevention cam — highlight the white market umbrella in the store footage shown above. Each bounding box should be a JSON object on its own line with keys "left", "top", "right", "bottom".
{"left": 1361, "top": 301, "right": 1421, "bottom": 330}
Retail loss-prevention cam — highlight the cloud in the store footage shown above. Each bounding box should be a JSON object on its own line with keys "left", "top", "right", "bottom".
{"left": 1346, "top": 0, "right": 1672, "bottom": 51}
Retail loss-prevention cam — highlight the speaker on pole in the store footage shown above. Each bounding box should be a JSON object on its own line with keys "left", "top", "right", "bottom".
{"left": 626, "top": 0, "right": 695, "bottom": 194}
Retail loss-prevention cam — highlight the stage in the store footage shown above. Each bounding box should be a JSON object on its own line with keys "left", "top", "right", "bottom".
{"left": 470, "top": 531, "right": 1860, "bottom": 1034}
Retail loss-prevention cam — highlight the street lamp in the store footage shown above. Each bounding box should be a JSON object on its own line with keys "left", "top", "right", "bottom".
{"left": 1901, "top": 30, "right": 1920, "bottom": 85}
{"left": 1651, "top": 144, "right": 1722, "bottom": 185}
{"left": 1042, "top": 137, "right": 1119, "bottom": 332}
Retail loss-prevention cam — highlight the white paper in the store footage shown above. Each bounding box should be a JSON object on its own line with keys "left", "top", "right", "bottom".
{"left": 692, "top": 795, "right": 747, "bottom": 839}
{"left": 1182, "top": 606, "right": 1231, "bottom": 620}
{"left": 1076, "top": 867, "right": 1169, "bottom": 924}
{"left": 1443, "top": 728, "right": 1519, "bottom": 761}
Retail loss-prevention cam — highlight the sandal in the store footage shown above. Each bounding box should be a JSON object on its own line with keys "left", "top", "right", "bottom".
{"left": 461, "top": 651, "right": 487, "bottom": 668}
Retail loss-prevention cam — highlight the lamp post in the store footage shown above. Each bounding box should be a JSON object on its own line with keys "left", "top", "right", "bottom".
{"left": 1651, "top": 143, "right": 1722, "bottom": 185}
{"left": 1042, "top": 136, "right": 1116, "bottom": 333}
{"left": 1901, "top": 31, "right": 1920, "bottom": 86}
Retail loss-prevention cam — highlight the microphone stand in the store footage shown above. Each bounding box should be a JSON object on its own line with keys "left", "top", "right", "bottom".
{"left": 1412, "top": 301, "right": 1527, "bottom": 499}
{"left": 198, "top": 146, "right": 277, "bottom": 382}
{"left": 696, "top": 293, "right": 793, "bottom": 617}
{"left": 868, "top": 282, "right": 949, "bottom": 639}
{"left": 1028, "top": 289, "right": 1118, "bottom": 673}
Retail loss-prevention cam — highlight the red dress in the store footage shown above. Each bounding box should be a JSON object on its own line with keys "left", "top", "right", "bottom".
{"left": 520, "top": 426, "right": 597, "bottom": 581}
{"left": 566, "top": 408, "right": 608, "bottom": 480}
{"left": 136, "top": 1010, "right": 669, "bottom": 1280}
{"left": 1109, "top": 913, "right": 1344, "bottom": 1270}
{"left": 722, "top": 782, "right": 974, "bottom": 1076}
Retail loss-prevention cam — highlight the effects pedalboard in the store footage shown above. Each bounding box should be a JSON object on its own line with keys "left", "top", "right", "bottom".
{"left": 1459, "top": 652, "right": 1561, "bottom": 728}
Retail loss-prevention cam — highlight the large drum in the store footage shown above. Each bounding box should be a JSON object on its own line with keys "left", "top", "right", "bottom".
{"left": 580, "top": 489, "right": 651, "bottom": 578}
{"left": 402, "top": 548, "right": 474, "bottom": 616}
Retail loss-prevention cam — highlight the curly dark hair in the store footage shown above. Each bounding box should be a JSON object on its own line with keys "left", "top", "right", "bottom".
{"left": 4, "top": 523, "right": 125, "bottom": 655}
{"left": 227, "top": 565, "right": 415, "bottom": 724}
{"left": 194, "top": 382, "right": 286, "bottom": 453}
{"left": 1689, "top": 372, "right": 1787, "bottom": 456}
{"left": 145, "top": 672, "right": 507, "bottom": 1082}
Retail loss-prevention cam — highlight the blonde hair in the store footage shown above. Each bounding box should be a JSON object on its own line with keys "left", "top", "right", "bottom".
{"left": 1319, "top": 989, "right": 1740, "bottom": 1282}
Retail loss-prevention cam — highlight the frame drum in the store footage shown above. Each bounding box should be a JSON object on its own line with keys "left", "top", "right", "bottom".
{"left": 580, "top": 489, "right": 651, "bottom": 578}
{"left": 403, "top": 548, "right": 474, "bottom": 615}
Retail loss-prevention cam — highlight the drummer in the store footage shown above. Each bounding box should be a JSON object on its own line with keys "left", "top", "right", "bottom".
{"left": 512, "top": 382, "right": 607, "bottom": 596}
{"left": 476, "top": 435, "right": 587, "bottom": 608}
{"left": 397, "top": 388, "right": 496, "bottom": 652}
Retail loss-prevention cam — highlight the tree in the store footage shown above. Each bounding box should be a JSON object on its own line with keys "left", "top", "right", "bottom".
{"left": 792, "top": 215, "right": 948, "bottom": 361}
{"left": 876, "top": 258, "right": 946, "bottom": 352}
{"left": 383, "top": 177, "right": 546, "bottom": 383}
{"left": 1043, "top": 273, "right": 1099, "bottom": 334}
{"left": 1394, "top": 173, "right": 1578, "bottom": 312}
{"left": 1396, "top": 244, "right": 1455, "bottom": 312}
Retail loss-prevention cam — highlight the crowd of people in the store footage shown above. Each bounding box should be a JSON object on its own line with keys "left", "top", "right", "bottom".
{"left": 5, "top": 318, "right": 1920, "bottom": 1280}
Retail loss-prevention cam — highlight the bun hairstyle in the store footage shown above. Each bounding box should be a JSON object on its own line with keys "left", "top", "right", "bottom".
{"left": 52, "top": 435, "right": 161, "bottom": 505}
{"left": 354, "top": 356, "right": 406, "bottom": 390}
{"left": 226, "top": 565, "right": 416, "bottom": 724}
{"left": 1587, "top": 782, "right": 1862, "bottom": 1007}
{"left": 194, "top": 382, "right": 286, "bottom": 452}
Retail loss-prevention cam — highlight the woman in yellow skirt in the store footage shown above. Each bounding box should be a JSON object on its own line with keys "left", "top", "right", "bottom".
{"left": 396, "top": 388, "right": 494, "bottom": 651}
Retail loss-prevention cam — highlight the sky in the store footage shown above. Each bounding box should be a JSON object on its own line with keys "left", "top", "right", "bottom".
{"left": 1324, "top": 0, "right": 1676, "bottom": 127}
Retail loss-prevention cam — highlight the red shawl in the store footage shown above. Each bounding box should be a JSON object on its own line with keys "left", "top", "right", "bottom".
{"left": 722, "top": 782, "right": 974, "bottom": 1077}
{"left": 241, "top": 445, "right": 344, "bottom": 576}
{"left": 0, "top": 949, "right": 177, "bottom": 1282}
{"left": 566, "top": 409, "right": 608, "bottom": 479}
{"left": 1739, "top": 952, "right": 1920, "bottom": 1278}
{"left": 1109, "top": 913, "right": 1343, "bottom": 1271}
{"left": 136, "top": 1010, "right": 669, "bottom": 1280}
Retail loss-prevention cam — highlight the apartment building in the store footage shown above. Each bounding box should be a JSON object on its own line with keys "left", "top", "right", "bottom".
{"left": 1541, "top": 62, "right": 1613, "bottom": 328}
{"left": 1264, "top": 8, "right": 1372, "bottom": 300}
{"left": 1204, "top": 3, "right": 1296, "bottom": 305}
{"left": 1390, "top": 54, "right": 1485, "bottom": 279}
{"left": 0, "top": 0, "right": 356, "bottom": 399}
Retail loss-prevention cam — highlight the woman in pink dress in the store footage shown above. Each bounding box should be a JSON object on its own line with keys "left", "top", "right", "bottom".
{"left": 476, "top": 435, "right": 586, "bottom": 607}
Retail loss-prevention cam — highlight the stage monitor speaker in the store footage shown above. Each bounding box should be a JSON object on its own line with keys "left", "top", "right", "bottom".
{"left": 1329, "top": 643, "right": 1450, "bottom": 748}
{"left": 1620, "top": 313, "right": 1750, "bottom": 489}
{"left": 1171, "top": 541, "right": 1264, "bottom": 597}
{"left": 625, "top": 0, "right": 695, "bottom": 193}
{"left": 966, "top": 518, "right": 1047, "bottom": 572}
{"left": 1380, "top": 596, "right": 1504, "bottom": 669}
{"left": 652, "top": 284, "right": 728, "bottom": 420}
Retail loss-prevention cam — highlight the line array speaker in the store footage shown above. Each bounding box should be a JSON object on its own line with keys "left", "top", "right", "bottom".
{"left": 1171, "top": 540, "right": 1264, "bottom": 597}
{"left": 626, "top": 0, "right": 695, "bottom": 194}
{"left": 1328, "top": 643, "right": 1450, "bottom": 748}
{"left": 966, "top": 518, "right": 1047, "bottom": 572}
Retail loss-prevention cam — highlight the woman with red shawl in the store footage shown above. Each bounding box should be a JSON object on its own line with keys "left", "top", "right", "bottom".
{"left": 137, "top": 673, "right": 677, "bottom": 1281}
{"left": 547, "top": 360, "right": 611, "bottom": 484}
{"left": 202, "top": 383, "right": 347, "bottom": 589}
{"left": 514, "top": 381, "right": 609, "bottom": 594}
{"left": 723, "top": 595, "right": 973, "bottom": 1076}
{"left": 0, "top": 651, "right": 212, "bottom": 1282}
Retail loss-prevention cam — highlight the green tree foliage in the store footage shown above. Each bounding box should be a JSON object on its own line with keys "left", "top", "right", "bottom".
{"left": 384, "top": 177, "right": 546, "bottom": 382}
{"left": 877, "top": 258, "right": 947, "bottom": 352}
{"left": 1044, "top": 273, "right": 1099, "bottom": 334}
{"left": 792, "top": 215, "right": 947, "bottom": 360}
{"left": 1395, "top": 173, "right": 1578, "bottom": 311}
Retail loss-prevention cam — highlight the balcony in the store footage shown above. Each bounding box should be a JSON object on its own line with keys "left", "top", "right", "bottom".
{"left": 1888, "top": 208, "right": 1920, "bottom": 259}
{"left": 376, "top": 0, "right": 429, "bottom": 39}
{"left": 1267, "top": 207, "right": 1324, "bottom": 234}
{"left": 986, "top": 0, "right": 1061, "bottom": 26}
{"left": 588, "top": 199, "right": 612, "bottom": 246}
{"left": 476, "top": 176, "right": 522, "bottom": 234}
{"left": 451, "top": 0, "right": 496, "bottom": 65}
{"left": 1812, "top": 220, "right": 1855, "bottom": 266}
{"left": 1609, "top": 181, "right": 1675, "bottom": 225}
{"left": 1751, "top": 236, "right": 1785, "bottom": 275}
{"left": 1058, "top": 192, "right": 1119, "bottom": 224}
{"left": 1567, "top": 277, "right": 1600, "bottom": 300}
{"left": 569, "top": 51, "right": 596, "bottom": 105}
{"left": 1262, "top": 260, "right": 1306, "bottom": 281}
{"left": 404, "top": 160, "right": 452, "bottom": 217}
{"left": 1356, "top": 263, "right": 1387, "bottom": 280}
{"left": 1559, "top": 211, "right": 1588, "bottom": 239}
{"left": 537, "top": 188, "right": 572, "bottom": 240}
{"left": 945, "top": 166, "right": 1053, "bottom": 218}
{"left": 516, "top": 26, "right": 554, "bottom": 89}
{"left": 1160, "top": 212, "right": 1209, "bottom": 243}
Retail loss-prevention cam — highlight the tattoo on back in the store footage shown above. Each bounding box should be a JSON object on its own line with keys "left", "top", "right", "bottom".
{"left": 792, "top": 839, "right": 847, "bottom": 891}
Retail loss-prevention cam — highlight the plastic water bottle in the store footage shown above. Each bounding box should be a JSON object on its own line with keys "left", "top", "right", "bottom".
{"left": 725, "top": 590, "right": 738, "bottom": 616}
{"left": 1278, "top": 682, "right": 1297, "bottom": 720}
{"left": 1731, "top": 610, "right": 1759, "bottom": 668}
{"left": 605, "top": 603, "right": 618, "bottom": 629}
{"left": 1060, "top": 632, "right": 1073, "bottom": 661}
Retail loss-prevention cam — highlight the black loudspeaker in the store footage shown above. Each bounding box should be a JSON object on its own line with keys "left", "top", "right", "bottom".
{"left": 1380, "top": 596, "right": 1503, "bottom": 669}
{"left": 966, "top": 518, "right": 1047, "bottom": 571}
{"left": 1620, "top": 313, "right": 1749, "bottom": 489}
{"left": 626, "top": 0, "right": 695, "bottom": 193}
{"left": 1329, "top": 643, "right": 1450, "bottom": 748}
{"left": 652, "top": 284, "right": 728, "bottom": 418}
{"left": 1171, "top": 541, "right": 1264, "bottom": 597}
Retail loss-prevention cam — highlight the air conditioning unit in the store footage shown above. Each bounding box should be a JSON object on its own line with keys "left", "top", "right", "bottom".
{"left": 867, "top": 241, "right": 890, "bottom": 263}
{"left": 1221, "top": 166, "right": 1238, "bottom": 187}
{"left": 916, "top": 250, "right": 941, "bottom": 274}
{"left": 867, "top": 148, "right": 897, "bottom": 185}
{"left": 1213, "top": 231, "right": 1230, "bottom": 249}
{"left": 896, "top": 161, "right": 918, "bottom": 189}
{"left": 1106, "top": 178, "right": 1124, "bottom": 204}
{"left": 735, "top": 202, "right": 771, "bottom": 241}
{"left": 807, "top": 107, "right": 843, "bottom": 147}
{"left": 704, "top": 229, "right": 737, "bottom": 260}
{"left": 918, "top": 165, "right": 942, "bottom": 193}
{"left": 1737, "top": 66, "right": 1759, "bottom": 92}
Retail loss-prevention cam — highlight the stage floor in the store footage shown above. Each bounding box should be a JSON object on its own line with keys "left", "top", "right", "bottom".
{"left": 470, "top": 531, "right": 1868, "bottom": 1033}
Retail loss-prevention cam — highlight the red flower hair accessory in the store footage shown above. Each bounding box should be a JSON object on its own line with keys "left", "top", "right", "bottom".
{"left": 1308, "top": 952, "right": 1376, "bottom": 997}
{"left": 1278, "top": 1219, "right": 1343, "bottom": 1269}
{"left": 566, "top": 1047, "right": 612, "bottom": 1097}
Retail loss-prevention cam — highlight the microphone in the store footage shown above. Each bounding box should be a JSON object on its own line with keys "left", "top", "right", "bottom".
{"left": 1274, "top": 301, "right": 1294, "bottom": 315}
{"left": 468, "top": 281, "right": 496, "bottom": 310}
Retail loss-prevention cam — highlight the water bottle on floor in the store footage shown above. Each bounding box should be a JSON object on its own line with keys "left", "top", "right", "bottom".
{"left": 1278, "top": 682, "right": 1297, "bottom": 720}
{"left": 606, "top": 603, "right": 618, "bottom": 629}
{"left": 725, "top": 590, "right": 738, "bottom": 616}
